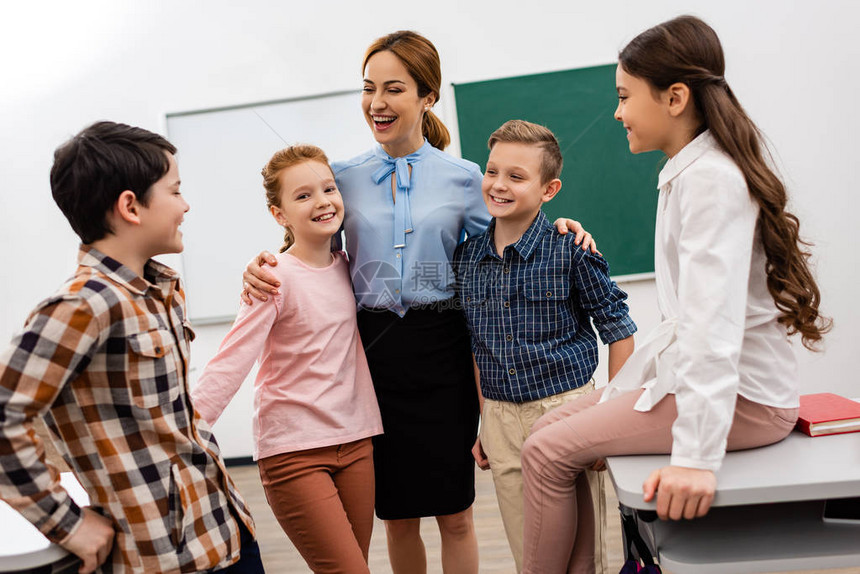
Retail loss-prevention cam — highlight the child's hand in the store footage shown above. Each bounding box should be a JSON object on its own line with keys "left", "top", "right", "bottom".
{"left": 472, "top": 437, "right": 490, "bottom": 470}
{"left": 241, "top": 251, "right": 280, "bottom": 304}
{"left": 61, "top": 507, "right": 115, "bottom": 573}
{"left": 553, "top": 218, "right": 600, "bottom": 255}
{"left": 642, "top": 465, "right": 716, "bottom": 521}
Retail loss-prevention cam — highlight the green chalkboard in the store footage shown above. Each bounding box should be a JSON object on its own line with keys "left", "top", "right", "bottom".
{"left": 453, "top": 64, "right": 663, "bottom": 276}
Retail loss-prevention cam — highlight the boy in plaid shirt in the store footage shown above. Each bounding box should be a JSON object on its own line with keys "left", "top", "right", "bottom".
{"left": 0, "top": 122, "right": 263, "bottom": 573}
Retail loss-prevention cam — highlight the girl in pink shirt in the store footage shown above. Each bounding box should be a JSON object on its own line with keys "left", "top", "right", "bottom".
{"left": 191, "top": 145, "right": 383, "bottom": 574}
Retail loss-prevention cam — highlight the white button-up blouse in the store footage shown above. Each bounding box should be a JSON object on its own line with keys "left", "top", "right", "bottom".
{"left": 601, "top": 131, "right": 798, "bottom": 471}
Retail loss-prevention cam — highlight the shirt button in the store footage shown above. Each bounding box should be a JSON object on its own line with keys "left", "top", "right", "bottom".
{"left": 508, "top": 368, "right": 516, "bottom": 375}
{"left": 465, "top": 296, "right": 471, "bottom": 302}
{"left": 505, "top": 334, "right": 513, "bottom": 342}
{"left": 503, "top": 301, "right": 510, "bottom": 308}
{"left": 546, "top": 291, "right": 552, "bottom": 298}
{"left": 503, "top": 267, "right": 510, "bottom": 274}
{"left": 395, "top": 289, "right": 400, "bottom": 294}
{"left": 396, "top": 253, "right": 401, "bottom": 258}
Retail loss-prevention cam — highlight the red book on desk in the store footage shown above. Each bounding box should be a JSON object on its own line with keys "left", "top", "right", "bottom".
{"left": 796, "top": 393, "right": 860, "bottom": 437}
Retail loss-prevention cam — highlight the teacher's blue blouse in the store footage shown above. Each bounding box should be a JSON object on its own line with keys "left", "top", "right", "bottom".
{"left": 332, "top": 140, "right": 491, "bottom": 316}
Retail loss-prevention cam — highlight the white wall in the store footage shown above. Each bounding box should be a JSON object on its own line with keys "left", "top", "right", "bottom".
{"left": 1, "top": 0, "right": 857, "bottom": 458}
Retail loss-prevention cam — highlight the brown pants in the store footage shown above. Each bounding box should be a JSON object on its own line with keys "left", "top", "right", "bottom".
{"left": 521, "top": 390, "right": 798, "bottom": 574}
{"left": 257, "top": 438, "right": 375, "bottom": 574}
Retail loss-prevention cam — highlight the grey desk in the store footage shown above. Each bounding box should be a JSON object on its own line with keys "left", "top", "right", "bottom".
{"left": 0, "top": 473, "right": 88, "bottom": 573}
{"left": 606, "top": 430, "right": 860, "bottom": 573}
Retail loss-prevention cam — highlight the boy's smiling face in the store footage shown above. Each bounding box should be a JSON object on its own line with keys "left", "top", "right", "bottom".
{"left": 482, "top": 141, "right": 559, "bottom": 226}
{"left": 137, "top": 153, "right": 189, "bottom": 256}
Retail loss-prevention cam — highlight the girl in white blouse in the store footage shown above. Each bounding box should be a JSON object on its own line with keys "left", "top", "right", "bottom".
{"left": 520, "top": 15, "right": 831, "bottom": 573}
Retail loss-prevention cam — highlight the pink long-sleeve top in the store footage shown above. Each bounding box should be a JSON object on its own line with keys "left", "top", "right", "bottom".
{"left": 191, "top": 251, "right": 382, "bottom": 460}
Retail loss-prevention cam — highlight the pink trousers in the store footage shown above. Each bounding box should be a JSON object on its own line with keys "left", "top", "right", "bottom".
{"left": 520, "top": 390, "right": 798, "bottom": 573}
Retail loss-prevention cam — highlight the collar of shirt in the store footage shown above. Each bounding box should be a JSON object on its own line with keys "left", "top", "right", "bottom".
{"left": 658, "top": 130, "right": 717, "bottom": 189}
{"left": 78, "top": 244, "right": 179, "bottom": 300}
{"left": 371, "top": 137, "right": 432, "bottom": 165}
{"left": 476, "top": 211, "right": 552, "bottom": 262}
{"left": 371, "top": 139, "right": 432, "bottom": 251}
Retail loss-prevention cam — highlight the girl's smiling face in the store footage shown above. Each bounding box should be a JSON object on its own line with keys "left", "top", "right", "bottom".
{"left": 362, "top": 50, "right": 435, "bottom": 158}
{"left": 270, "top": 160, "right": 344, "bottom": 246}
{"left": 614, "top": 64, "right": 675, "bottom": 156}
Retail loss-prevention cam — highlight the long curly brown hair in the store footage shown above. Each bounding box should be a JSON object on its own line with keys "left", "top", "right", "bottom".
{"left": 620, "top": 15, "right": 831, "bottom": 349}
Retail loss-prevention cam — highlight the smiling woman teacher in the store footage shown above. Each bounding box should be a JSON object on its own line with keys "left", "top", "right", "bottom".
{"left": 243, "top": 31, "right": 593, "bottom": 573}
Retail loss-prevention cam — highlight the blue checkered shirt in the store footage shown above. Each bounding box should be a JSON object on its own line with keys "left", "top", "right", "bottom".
{"left": 453, "top": 211, "right": 637, "bottom": 403}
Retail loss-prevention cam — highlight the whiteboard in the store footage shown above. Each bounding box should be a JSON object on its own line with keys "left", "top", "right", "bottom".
{"left": 166, "top": 91, "right": 374, "bottom": 322}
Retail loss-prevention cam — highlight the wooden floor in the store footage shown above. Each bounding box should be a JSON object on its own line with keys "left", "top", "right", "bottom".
{"left": 228, "top": 464, "right": 856, "bottom": 574}
{"left": 33, "top": 421, "right": 853, "bottom": 573}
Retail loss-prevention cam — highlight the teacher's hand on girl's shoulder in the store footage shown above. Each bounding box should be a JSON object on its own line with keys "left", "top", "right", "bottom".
{"left": 642, "top": 465, "right": 716, "bottom": 521}
{"left": 552, "top": 218, "right": 601, "bottom": 255}
{"left": 241, "top": 250, "right": 281, "bottom": 304}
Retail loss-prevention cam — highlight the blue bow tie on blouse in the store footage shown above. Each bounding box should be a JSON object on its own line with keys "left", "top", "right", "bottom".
{"left": 372, "top": 151, "right": 421, "bottom": 249}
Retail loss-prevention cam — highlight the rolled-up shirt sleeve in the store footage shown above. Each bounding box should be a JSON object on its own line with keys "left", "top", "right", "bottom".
{"left": 570, "top": 248, "right": 638, "bottom": 344}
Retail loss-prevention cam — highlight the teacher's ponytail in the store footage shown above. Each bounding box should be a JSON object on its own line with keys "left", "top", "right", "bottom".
{"left": 422, "top": 110, "right": 450, "bottom": 151}
{"left": 364, "top": 30, "right": 450, "bottom": 150}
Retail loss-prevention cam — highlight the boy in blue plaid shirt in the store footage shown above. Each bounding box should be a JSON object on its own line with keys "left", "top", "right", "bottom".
{"left": 453, "top": 120, "right": 637, "bottom": 572}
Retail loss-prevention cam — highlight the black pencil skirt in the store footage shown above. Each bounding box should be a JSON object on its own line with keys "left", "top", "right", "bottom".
{"left": 357, "top": 303, "right": 479, "bottom": 520}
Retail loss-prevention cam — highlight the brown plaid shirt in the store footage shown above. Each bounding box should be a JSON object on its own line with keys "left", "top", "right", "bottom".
{"left": 0, "top": 246, "right": 254, "bottom": 573}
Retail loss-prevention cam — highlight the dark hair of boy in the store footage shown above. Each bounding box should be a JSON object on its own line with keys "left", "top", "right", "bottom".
{"left": 487, "top": 119, "right": 563, "bottom": 184}
{"left": 50, "top": 121, "right": 177, "bottom": 244}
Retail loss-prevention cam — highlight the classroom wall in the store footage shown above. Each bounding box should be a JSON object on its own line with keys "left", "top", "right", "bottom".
{"left": 1, "top": 0, "right": 856, "bottom": 458}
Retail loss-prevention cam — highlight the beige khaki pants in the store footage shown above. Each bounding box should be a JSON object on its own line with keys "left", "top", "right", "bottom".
{"left": 480, "top": 382, "right": 607, "bottom": 573}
